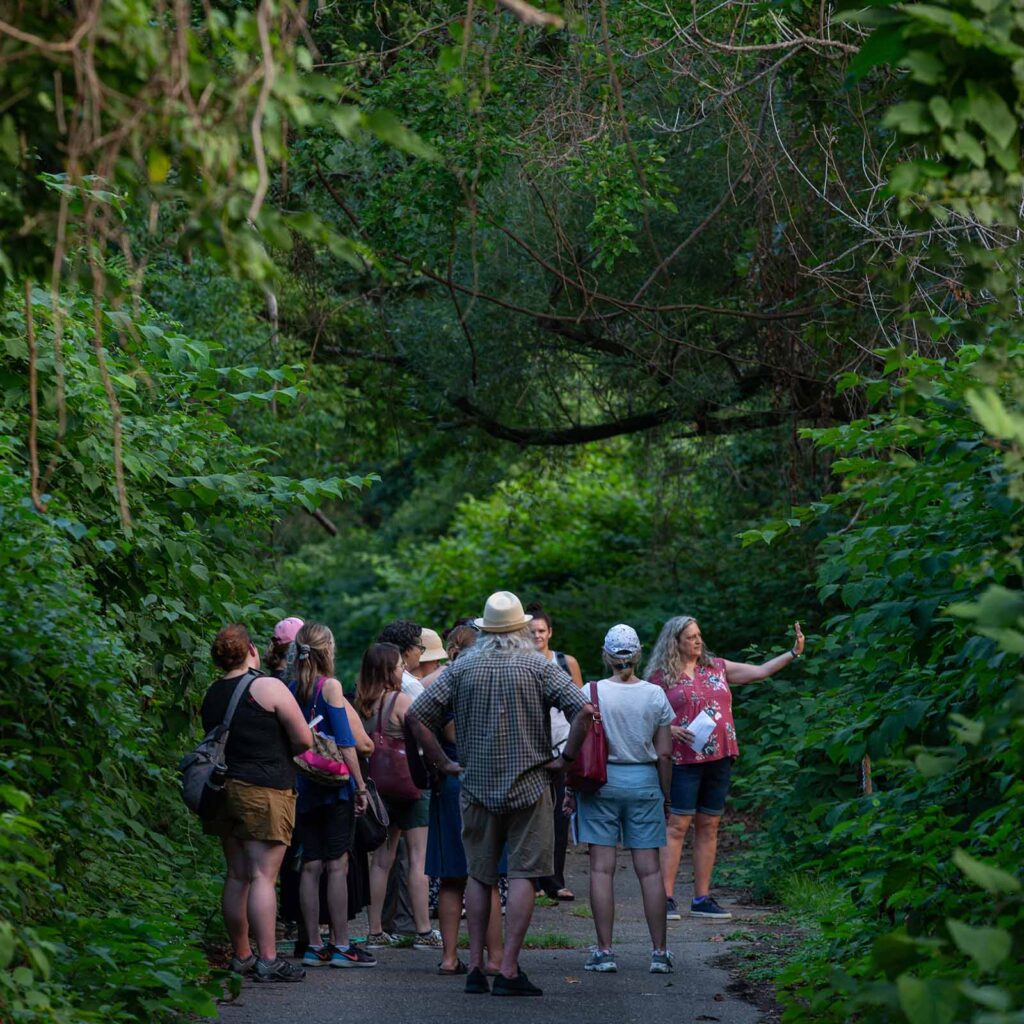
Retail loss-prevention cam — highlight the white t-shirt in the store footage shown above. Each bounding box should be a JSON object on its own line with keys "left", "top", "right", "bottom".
{"left": 546, "top": 653, "right": 573, "bottom": 754}
{"left": 402, "top": 670, "right": 424, "bottom": 701}
{"left": 590, "top": 678, "right": 674, "bottom": 763}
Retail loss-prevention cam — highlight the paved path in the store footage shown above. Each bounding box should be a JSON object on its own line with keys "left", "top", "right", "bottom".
{"left": 215, "top": 846, "right": 768, "bottom": 1024}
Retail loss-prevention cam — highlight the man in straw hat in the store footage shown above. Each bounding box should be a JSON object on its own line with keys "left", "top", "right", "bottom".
{"left": 408, "top": 591, "right": 594, "bottom": 997}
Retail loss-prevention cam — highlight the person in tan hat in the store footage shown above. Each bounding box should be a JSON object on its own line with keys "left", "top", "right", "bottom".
{"left": 408, "top": 591, "right": 595, "bottom": 997}
{"left": 409, "top": 628, "right": 446, "bottom": 682}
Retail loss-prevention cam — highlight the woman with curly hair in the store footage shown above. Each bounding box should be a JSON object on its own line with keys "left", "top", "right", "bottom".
{"left": 647, "top": 615, "right": 805, "bottom": 921}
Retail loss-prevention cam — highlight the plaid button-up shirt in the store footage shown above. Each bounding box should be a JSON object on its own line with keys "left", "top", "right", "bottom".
{"left": 410, "top": 646, "right": 587, "bottom": 813}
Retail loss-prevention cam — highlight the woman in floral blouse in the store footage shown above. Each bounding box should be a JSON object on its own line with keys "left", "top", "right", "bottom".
{"left": 647, "top": 615, "right": 805, "bottom": 921}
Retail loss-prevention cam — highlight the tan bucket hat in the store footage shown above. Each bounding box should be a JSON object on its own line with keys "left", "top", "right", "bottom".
{"left": 419, "top": 628, "right": 447, "bottom": 663}
{"left": 474, "top": 591, "right": 533, "bottom": 633}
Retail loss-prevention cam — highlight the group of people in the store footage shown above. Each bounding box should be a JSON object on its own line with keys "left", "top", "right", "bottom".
{"left": 197, "top": 591, "right": 805, "bottom": 994}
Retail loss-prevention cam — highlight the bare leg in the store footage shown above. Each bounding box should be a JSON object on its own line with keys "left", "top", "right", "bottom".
{"left": 500, "top": 877, "right": 538, "bottom": 978}
{"left": 632, "top": 848, "right": 667, "bottom": 950}
{"left": 325, "top": 854, "right": 350, "bottom": 947}
{"left": 438, "top": 878, "right": 466, "bottom": 971}
{"left": 367, "top": 828, "right": 402, "bottom": 934}
{"left": 220, "top": 837, "right": 251, "bottom": 958}
{"left": 242, "top": 840, "right": 288, "bottom": 961}
{"left": 404, "top": 826, "right": 431, "bottom": 934}
{"left": 661, "top": 814, "right": 692, "bottom": 898}
{"left": 693, "top": 813, "right": 721, "bottom": 898}
{"left": 485, "top": 887, "right": 504, "bottom": 972}
{"left": 464, "top": 876, "right": 492, "bottom": 972}
{"left": 588, "top": 845, "right": 617, "bottom": 951}
{"left": 299, "top": 859, "right": 324, "bottom": 947}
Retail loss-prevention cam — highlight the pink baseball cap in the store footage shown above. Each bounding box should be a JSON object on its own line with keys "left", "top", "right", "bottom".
{"left": 273, "top": 617, "right": 304, "bottom": 644}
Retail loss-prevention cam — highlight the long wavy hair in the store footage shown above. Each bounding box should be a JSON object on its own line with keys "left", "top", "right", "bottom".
{"left": 354, "top": 642, "right": 402, "bottom": 718}
{"left": 293, "top": 622, "right": 335, "bottom": 706}
{"left": 646, "top": 615, "right": 714, "bottom": 684}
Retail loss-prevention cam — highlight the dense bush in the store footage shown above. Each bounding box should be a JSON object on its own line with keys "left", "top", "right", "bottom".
{"left": 0, "top": 282, "right": 365, "bottom": 1021}
{"left": 737, "top": 345, "right": 1024, "bottom": 1023}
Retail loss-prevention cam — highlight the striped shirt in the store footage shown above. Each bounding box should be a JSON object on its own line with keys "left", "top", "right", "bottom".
{"left": 410, "top": 646, "right": 587, "bottom": 812}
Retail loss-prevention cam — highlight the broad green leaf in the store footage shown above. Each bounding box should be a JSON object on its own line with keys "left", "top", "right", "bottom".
{"left": 965, "top": 81, "right": 1017, "bottom": 150}
{"left": 953, "top": 849, "right": 1021, "bottom": 894}
{"left": 884, "top": 101, "right": 931, "bottom": 135}
{"left": 363, "top": 109, "right": 439, "bottom": 161}
{"left": 946, "top": 920, "right": 1011, "bottom": 972}
{"left": 0, "top": 920, "right": 14, "bottom": 969}
{"left": 897, "top": 975, "right": 957, "bottom": 1024}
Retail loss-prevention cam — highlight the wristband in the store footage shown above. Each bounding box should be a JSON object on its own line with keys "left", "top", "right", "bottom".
{"left": 790, "top": 648, "right": 800, "bottom": 659}
{"left": 355, "top": 789, "right": 368, "bottom": 795}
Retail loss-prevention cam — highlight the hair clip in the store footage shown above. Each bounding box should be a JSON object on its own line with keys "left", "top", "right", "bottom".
{"left": 297, "top": 643, "right": 311, "bottom": 661}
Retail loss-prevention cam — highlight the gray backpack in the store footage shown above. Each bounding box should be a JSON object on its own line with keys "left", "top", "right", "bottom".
{"left": 179, "top": 669, "right": 258, "bottom": 817}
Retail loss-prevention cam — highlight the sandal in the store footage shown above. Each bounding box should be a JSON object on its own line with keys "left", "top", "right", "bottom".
{"left": 556, "top": 889, "right": 575, "bottom": 901}
{"left": 438, "top": 960, "right": 468, "bottom": 975}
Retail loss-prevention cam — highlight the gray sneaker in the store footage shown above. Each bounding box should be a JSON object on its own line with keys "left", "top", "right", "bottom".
{"left": 650, "top": 949, "right": 674, "bottom": 974}
{"left": 229, "top": 952, "right": 256, "bottom": 975}
{"left": 666, "top": 896, "right": 681, "bottom": 921}
{"left": 584, "top": 948, "right": 617, "bottom": 973}
{"left": 253, "top": 957, "right": 305, "bottom": 982}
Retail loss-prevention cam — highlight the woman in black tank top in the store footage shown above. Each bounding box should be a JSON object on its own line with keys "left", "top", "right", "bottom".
{"left": 200, "top": 624, "right": 311, "bottom": 983}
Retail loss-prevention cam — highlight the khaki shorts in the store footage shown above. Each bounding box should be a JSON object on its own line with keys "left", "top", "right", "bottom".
{"left": 202, "top": 779, "right": 296, "bottom": 845}
{"left": 460, "top": 788, "right": 554, "bottom": 886}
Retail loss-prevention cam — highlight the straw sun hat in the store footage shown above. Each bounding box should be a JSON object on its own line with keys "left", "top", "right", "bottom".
{"left": 474, "top": 591, "right": 533, "bottom": 634}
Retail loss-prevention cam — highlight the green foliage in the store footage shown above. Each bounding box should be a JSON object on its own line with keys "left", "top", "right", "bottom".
{"left": 736, "top": 344, "right": 1024, "bottom": 1023}
{"left": 0, "top": 278, "right": 367, "bottom": 1021}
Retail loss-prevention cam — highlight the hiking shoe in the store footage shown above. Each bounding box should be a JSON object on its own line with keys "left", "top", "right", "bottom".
{"left": 666, "top": 896, "right": 681, "bottom": 921}
{"left": 584, "top": 948, "right": 617, "bottom": 973}
{"left": 229, "top": 952, "right": 256, "bottom": 975}
{"left": 364, "top": 931, "right": 399, "bottom": 948}
{"left": 492, "top": 969, "right": 543, "bottom": 996}
{"left": 412, "top": 928, "right": 443, "bottom": 950}
{"left": 301, "top": 945, "right": 333, "bottom": 967}
{"left": 253, "top": 957, "right": 306, "bottom": 982}
{"left": 465, "top": 967, "right": 491, "bottom": 994}
{"left": 690, "top": 896, "right": 732, "bottom": 920}
{"left": 330, "top": 944, "right": 377, "bottom": 968}
{"left": 650, "top": 949, "right": 674, "bottom": 973}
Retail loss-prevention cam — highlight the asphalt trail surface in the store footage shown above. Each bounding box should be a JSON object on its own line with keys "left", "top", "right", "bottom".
{"left": 213, "top": 846, "right": 767, "bottom": 1024}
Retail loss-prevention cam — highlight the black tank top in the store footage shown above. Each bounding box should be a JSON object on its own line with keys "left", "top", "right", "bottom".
{"left": 200, "top": 673, "right": 296, "bottom": 790}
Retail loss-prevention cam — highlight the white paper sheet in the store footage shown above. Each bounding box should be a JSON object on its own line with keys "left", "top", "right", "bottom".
{"left": 685, "top": 710, "right": 716, "bottom": 753}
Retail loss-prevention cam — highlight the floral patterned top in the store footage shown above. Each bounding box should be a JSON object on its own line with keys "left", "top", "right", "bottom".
{"left": 651, "top": 658, "right": 739, "bottom": 765}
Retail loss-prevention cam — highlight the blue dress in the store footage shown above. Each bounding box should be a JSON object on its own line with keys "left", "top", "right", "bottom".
{"left": 425, "top": 729, "right": 507, "bottom": 878}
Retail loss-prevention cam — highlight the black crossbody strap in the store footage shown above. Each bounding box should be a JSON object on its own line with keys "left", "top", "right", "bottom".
{"left": 212, "top": 668, "right": 261, "bottom": 765}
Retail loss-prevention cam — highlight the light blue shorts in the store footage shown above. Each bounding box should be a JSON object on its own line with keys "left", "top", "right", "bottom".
{"left": 575, "top": 763, "right": 665, "bottom": 850}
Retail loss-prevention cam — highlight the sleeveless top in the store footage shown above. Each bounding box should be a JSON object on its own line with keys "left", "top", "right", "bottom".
{"left": 201, "top": 673, "right": 296, "bottom": 790}
{"left": 358, "top": 692, "right": 404, "bottom": 741}
{"left": 651, "top": 657, "right": 739, "bottom": 765}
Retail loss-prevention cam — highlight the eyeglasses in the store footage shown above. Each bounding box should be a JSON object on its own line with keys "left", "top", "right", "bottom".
{"left": 414, "top": 644, "right": 426, "bottom": 653}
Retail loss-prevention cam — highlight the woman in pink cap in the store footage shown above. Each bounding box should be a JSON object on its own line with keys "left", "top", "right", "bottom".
{"left": 266, "top": 617, "right": 304, "bottom": 680}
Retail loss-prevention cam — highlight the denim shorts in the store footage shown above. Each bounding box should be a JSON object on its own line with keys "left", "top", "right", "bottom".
{"left": 669, "top": 757, "right": 734, "bottom": 817}
{"left": 575, "top": 763, "right": 666, "bottom": 850}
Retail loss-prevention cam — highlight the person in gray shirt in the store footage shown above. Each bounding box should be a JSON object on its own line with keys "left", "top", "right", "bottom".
{"left": 566, "top": 624, "right": 675, "bottom": 976}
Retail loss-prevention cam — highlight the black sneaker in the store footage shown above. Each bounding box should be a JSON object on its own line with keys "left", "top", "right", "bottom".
{"left": 666, "top": 896, "right": 681, "bottom": 921}
{"left": 465, "top": 967, "right": 491, "bottom": 994}
{"left": 253, "top": 957, "right": 306, "bottom": 982}
{"left": 492, "top": 969, "right": 543, "bottom": 997}
{"left": 689, "top": 896, "right": 732, "bottom": 920}
{"left": 330, "top": 944, "right": 377, "bottom": 968}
